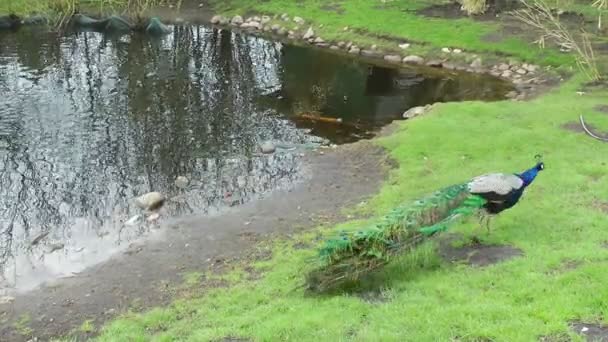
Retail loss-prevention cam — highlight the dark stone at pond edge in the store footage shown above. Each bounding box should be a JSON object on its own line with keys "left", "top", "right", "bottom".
{"left": 571, "top": 322, "right": 608, "bottom": 341}
{"left": 439, "top": 238, "right": 523, "bottom": 266}
{"left": 360, "top": 50, "right": 381, "bottom": 58}
{"left": 23, "top": 15, "right": 48, "bottom": 25}
{"left": 146, "top": 17, "right": 171, "bottom": 36}
{"left": 72, "top": 14, "right": 132, "bottom": 33}
{"left": 0, "top": 14, "right": 22, "bottom": 30}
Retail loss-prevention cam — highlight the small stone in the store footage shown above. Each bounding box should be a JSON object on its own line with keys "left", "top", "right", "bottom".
{"left": 371, "top": 44, "right": 377, "bottom": 50}
{"left": 260, "top": 141, "right": 276, "bottom": 154}
{"left": 251, "top": 16, "right": 261, "bottom": 22}
{"left": 403, "top": 55, "right": 424, "bottom": 64}
{"left": 313, "top": 37, "right": 325, "bottom": 43}
{"left": 330, "top": 45, "right": 340, "bottom": 50}
{"left": 210, "top": 15, "right": 223, "bottom": 24}
{"left": 441, "top": 47, "right": 452, "bottom": 53}
{"left": 348, "top": 47, "right": 360, "bottom": 55}
{"left": 337, "top": 41, "right": 345, "bottom": 48}
{"left": 230, "top": 15, "right": 243, "bottom": 26}
{"left": 361, "top": 50, "right": 381, "bottom": 58}
{"left": 147, "top": 213, "right": 160, "bottom": 222}
{"left": 505, "top": 91, "right": 518, "bottom": 98}
{"left": 271, "top": 24, "right": 281, "bottom": 32}
{"left": 134, "top": 192, "right": 165, "bottom": 210}
{"left": 343, "top": 26, "right": 349, "bottom": 31}
{"left": 516, "top": 68, "right": 527, "bottom": 75}
{"left": 249, "top": 21, "right": 261, "bottom": 30}
{"left": 470, "top": 58, "right": 482, "bottom": 69}
{"left": 0, "top": 296, "right": 15, "bottom": 304}
{"left": 261, "top": 16, "right": 271, "bottom": 24}
{"left": 498, "top": 63, "right": 510, "bottom": 71}
{"left": 293, "top": 16, "right": 305, "bottom": 25}
{"left": 263, "top": 25, "right": 271, "bottom": 32}
{"left": 303, "top": 26, "right": 314, "bottom": 39}
{"left": 453, "top": 48, "right": 462, "bottom": 54}
{"left": 278, "top": 27, "right": 287, "bottom": 35}
{"left": 175, "top": 176, "right": 189, "bottom": 188}
{"left": 490, "top": 70, "right": 501, "bottom": 77}
{"left": 403, "top": 105, "right": 430, "bottom": 119}
{"left": 345, "top": 41, "right": 353, "bottom": 49}
{"left": 384, "top": 55, "right": 402, "bottom": 63}
{"left": 525, "top": 64, "right": 538, "bottom": 72}
{"left": 398, "top": 43, "right": 410, "bottom": 49}
{"left": 501, "top": 70, "right": 513, "bottom": 78}
{"left": 316, "top": 43, "right": 329, "bottom": 48}
{"left": 281, "top": 13, "right": 289, "bottom": 20}
{"left": 443, "top": 63, "right": 456, "bottom": 70}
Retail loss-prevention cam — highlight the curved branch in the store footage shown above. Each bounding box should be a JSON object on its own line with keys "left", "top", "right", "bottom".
{"left": 580, "top": 115, "right": 608, "bottom": 142}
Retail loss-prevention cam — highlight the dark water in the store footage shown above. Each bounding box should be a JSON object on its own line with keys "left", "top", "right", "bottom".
{"left": 0, "top": 24, "right": 511, "bottom": 292}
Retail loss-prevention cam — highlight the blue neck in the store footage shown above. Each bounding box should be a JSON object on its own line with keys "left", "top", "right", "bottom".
{"left": 518, "top": 165, "right": 540, "bottom": 187}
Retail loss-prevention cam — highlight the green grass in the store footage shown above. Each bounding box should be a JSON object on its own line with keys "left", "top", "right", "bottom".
{"left": 0, "top": 0, "right": 166, "bottom": 17}
{"left": 92, "top": 73, "right": 608, "bottom": 342}
{"left": 16, "top": 0, "right": 602, "bottom": 340}
{"left": 211, "top": 0, "right": 578, "bottom": 66}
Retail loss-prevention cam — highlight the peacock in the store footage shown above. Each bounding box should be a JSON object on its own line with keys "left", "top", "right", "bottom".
{"left": 306, "top": 156, "right": 545, "bottom": 292}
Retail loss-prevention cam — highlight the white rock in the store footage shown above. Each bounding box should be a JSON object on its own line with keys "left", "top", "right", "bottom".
{"left": 501, "top": 70, "right": 513, "bottom": 78}
{"left": 516, "top": 68, "right": 527, "bottom": 75}
{"left": 343, "top": 26, "right": 349, "bottom": 31}
{"left": 470, "top": 57, "right": 482, "bottom": 69}
{"left": 371, "top": 44, "right": 377, "bottom": 50}
{"left": 402, "top": 55, "right": 424, "bottom": 64}
{"left": 398, "top": 43, "right": 410, "bottom": 49}
{"left": 453, "top": 48, "right": 463, "bottom": 54}
{"left": 303, "top": 26, "right": 314, "bottom": 39}
{"left": 271, "top": 24, "right": 281, "bottom": 32}
{"left": 260, "top": 141, "right": 276, "bottom": 154}
{"left": 147, "top": 213, "right": 160, "bottom": 222}
{"left": 403, "top": 105, "right": 430, "bottom": 119}
{"left": 293, "top": 16, "right": 305, "bottom": 25}
{"left": 498, "top": 63, "right": 510, "bottom": 71}
{"left": 261, "top": 16, "right": 271, "bottom": 24}
{"left": 313, "top": 37, "right": 325, "bottom": 43}
{"left": 348, "top": 47, "right": 360, "bottom": 54}
{"left": 134, "top": 192, "right": 165, "bottom": 210}
{"left": 442, "top": 47, "right": 452, "bottom": 53}
{"left": 230, "top": 15, "right": 244, "bottom": 25}
{"left": 210, "top": 15, "right": 223, "bottom": 24}
{"left": 384, "top": 55, "right": 402, "bottom": 63}
{"left": 175, "top": 176, "right": 189, "bottom": 188}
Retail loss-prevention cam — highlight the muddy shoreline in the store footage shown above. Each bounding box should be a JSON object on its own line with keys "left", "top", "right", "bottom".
{"left": 0, "top": 140, "right": 391, "bottom": 341}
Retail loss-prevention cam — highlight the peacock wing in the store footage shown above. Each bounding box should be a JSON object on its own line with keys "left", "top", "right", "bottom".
{"left": 467, "top": 173, "right": 523, "bottom": 202}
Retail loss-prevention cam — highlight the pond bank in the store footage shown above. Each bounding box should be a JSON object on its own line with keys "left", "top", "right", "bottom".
{"left": 0, "top": 141, "right": 391, "bottom": 341}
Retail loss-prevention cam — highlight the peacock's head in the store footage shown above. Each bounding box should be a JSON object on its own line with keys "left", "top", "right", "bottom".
{"left": 534, "top": 154, "right": 544, "bottom": 171}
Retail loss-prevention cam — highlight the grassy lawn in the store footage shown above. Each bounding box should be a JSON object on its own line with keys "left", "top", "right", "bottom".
{"left": 6, "top": 0, "right": 606, "bottom": 340}
{"left": 93, "top": 77, "right": 608, "bottom": 341}
{"left": 92, "top": 1, "right": 608, "bottom": 340}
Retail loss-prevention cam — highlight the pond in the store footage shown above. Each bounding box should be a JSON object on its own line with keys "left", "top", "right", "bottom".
{"left": 0, "top": 23, "right": 512, "bottom": 292}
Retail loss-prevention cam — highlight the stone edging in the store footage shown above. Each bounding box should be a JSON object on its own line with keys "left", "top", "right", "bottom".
{"left": 211, "top": 13, "right": 559, "bottom": 101}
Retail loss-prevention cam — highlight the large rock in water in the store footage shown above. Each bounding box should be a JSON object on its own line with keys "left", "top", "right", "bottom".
{"left": 72, "top": 14, "right": 131, "bottom": 33}
{"left": 146, "top": 17, "right": 171, "bottom": 36}
{"left": 135, "top": 192, "right": 165, "bottom": 210}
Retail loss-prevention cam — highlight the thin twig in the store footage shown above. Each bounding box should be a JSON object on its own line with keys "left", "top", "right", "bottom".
{"left": 580, "top": 115, "right": 608, "bottom": 141}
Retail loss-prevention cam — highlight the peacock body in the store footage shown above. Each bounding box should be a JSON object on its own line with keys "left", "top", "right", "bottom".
{"left": 306, "top": 159, "right": 544, "bottom": 292}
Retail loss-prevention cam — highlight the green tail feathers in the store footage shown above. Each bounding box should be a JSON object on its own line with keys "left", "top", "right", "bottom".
{"left": 307, "top": 183, "right": 487, "bottom": 291}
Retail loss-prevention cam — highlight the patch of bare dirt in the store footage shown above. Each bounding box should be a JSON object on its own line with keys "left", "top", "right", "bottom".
{"left": 562, "top": 121, "right": 608, "bottom": 140}
{"left": 595, "top": 105, "right": 608, "bottom": 114}
{"left": 538, "top": 333, "right": 572, "bottom": 342}
{"left": 593, "top": 200, "right": 608, "bottom": 214}
{"left": 439, "top": 238, "right": 523, "bottom": 267}
{"left": 0, "top": 141, "right": 391, "bottom": 341}
{"left": 571, "top": 322, "right": 608, "bottom": 341}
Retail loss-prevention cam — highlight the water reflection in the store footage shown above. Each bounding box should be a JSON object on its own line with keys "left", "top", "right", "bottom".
{"left": 0, "top": 25, "right": 511, "bottom": 291}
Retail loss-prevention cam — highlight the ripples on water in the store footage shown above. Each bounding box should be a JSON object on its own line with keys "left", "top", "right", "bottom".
{"left": 0, "top": 24, "right": 512, "bottom": 291}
